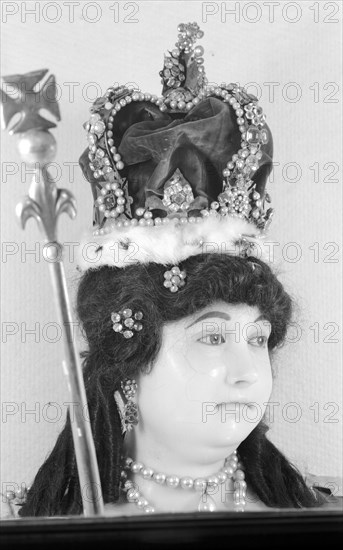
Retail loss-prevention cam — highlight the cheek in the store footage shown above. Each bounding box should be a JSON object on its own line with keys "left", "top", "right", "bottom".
{"left": 137, "top": 344, "right": 199, "bottom": 426}
{"left": 255, "top": 357, "right": 273, "bottom": 405}
{"left": 172, "top": 344, "right": 228, "bottom": 416}
{"left": 183, "top": 340, "right": 224, "bottom": 375}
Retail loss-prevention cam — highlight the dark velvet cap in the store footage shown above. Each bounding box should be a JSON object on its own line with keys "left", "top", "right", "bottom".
{"left": 79, "top": 96, "right": 273, "bottom": 222}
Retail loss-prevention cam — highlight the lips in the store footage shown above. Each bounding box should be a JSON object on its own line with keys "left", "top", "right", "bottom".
{"left": 215, "top": 401, "right": 251, "bottom": 411}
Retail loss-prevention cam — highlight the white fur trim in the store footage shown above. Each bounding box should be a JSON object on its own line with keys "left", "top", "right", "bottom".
{"left": 77, "top": 216, "right": 268, "bottom": 271}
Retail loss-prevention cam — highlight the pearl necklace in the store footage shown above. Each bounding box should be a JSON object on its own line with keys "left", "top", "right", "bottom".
{"left": 120, "top": 451, "right": 247, "bottom": 514}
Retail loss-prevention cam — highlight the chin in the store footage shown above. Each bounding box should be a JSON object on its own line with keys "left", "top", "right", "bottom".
{"left": 177, "top": 428, "right": 249, "bottom": 455}
{"left": 207, "top": 421, "right": 258, "bottom": 448}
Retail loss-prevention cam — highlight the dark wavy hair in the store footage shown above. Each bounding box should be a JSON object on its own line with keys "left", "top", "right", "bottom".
{"left": 19, "top": 253, "right": 324, "bottom": 516}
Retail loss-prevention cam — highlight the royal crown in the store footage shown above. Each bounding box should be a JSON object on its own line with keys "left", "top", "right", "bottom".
{"left": 78, "top": 22, "right": 274, "bottom": 269}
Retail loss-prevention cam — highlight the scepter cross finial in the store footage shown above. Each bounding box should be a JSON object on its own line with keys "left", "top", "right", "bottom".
{"left": 0, "top": 68, "right": 61, "bottom": 134}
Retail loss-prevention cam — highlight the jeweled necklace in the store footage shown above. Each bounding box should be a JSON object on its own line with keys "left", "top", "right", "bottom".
{"left": 120, "top": 450, "right": 247, "bottom": 514}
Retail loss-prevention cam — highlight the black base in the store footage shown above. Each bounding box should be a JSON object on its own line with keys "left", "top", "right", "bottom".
{"left": 1, "top": 510, "right": 343, "bottom": 549}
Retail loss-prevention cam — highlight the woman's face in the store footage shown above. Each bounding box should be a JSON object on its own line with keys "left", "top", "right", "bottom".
{"left": 136, "top": 301, "right": 273, "bottom": 464}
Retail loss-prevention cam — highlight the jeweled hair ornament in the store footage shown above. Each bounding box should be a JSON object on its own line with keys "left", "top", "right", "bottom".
{"left": 163, "top": 266, "right": 187, "bottom": 292}
{"left": 78, "top": 22, "right": 273, "bottom": 271}
{"left": 111, "top": 308, "right": 143, "bottom": 338}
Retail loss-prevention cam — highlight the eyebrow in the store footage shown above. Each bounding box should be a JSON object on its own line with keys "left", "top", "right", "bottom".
{"left": 185, "top": 312, "right": 270, "bottom": 329}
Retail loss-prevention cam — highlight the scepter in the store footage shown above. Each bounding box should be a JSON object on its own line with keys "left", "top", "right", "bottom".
{"left": 0, "top": 69, "right": 104, "bottom": 516}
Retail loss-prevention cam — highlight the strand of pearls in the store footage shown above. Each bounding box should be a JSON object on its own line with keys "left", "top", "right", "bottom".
{"left": 120, "top": 450, "right": 247, "bottom": 514}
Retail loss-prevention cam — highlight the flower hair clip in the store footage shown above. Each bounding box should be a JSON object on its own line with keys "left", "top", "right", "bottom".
{"left": 163, "top": 266, "right": 187, "bottom": 292}
{"left": 111, "top": 308, "right": 143, "bottom": 339}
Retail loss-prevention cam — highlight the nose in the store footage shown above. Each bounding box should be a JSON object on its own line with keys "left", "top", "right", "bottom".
{"left": 224, "top": 349, "right": 258, "bottom": 388}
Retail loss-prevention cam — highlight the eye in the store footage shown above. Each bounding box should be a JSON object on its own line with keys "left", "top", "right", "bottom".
{"left": 198, "top": 333, "right": 226, "bottom": 346}
{"left": 249, "top": 335, "right": 269, "bottom": 348}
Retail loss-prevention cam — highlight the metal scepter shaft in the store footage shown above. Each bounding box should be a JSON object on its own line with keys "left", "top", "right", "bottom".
{"left": 48, "top": 252, "right": 104, "bottom": 516}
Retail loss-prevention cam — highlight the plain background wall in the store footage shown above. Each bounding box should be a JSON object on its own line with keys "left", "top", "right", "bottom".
{"left": 1, "top": 0, "right": 342, "bottom": 502}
